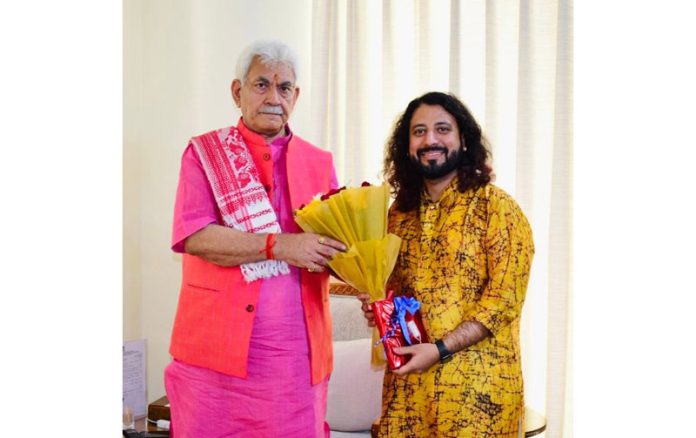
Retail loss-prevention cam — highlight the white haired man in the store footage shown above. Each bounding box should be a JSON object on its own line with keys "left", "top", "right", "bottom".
{"left": 165, "top": 40, "right": 345, "bottom": 437}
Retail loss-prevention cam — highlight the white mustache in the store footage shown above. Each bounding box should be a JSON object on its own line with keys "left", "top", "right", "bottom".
{"left": 260, "top": 106, "right": 283, "bottom": 115}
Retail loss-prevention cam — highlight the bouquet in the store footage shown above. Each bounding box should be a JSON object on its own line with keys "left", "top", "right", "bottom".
{"left": 294, "top": 183, "right": 401, "bottom": 301}
{"left": 295, "top": 183, "right": 405, "bottom": 364}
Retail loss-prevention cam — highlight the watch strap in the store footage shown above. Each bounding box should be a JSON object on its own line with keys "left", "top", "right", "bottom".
{"left": 435, "top": 339, "right": 453, "bottom": 363}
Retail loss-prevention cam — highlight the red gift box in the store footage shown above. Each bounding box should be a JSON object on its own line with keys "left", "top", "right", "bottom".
{"left": 371, "top": 290, "right": 429, "bottom": 370}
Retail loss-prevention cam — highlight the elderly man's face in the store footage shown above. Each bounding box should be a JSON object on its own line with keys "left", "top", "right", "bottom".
{"left": 231, "top": 57, "right": 300, "bottom": 142}
{"left": 408, "top": 104, "right": 464, "bottom": 180}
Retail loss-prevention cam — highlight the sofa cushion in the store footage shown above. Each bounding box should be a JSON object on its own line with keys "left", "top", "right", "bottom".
{"left": 327, "top": 337, "right": 384, "bottom": 432}
{"left": 330, "top": 295, "right": 373, "bottom": 341}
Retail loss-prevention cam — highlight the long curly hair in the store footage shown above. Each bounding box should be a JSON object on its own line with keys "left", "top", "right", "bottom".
{"left": 383, "top": 91, "right": 493, "bottom": 212}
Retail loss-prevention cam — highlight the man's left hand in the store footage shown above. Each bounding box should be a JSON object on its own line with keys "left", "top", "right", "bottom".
{"left": 392, "top": 343, "right": 440, "bottom": 376}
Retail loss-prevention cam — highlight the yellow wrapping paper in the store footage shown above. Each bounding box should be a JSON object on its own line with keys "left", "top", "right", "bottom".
{"left": 295, "top": 184, "right": 400, "bottom": 366}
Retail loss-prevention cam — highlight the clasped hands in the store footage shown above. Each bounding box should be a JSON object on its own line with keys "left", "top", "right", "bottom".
{"left": 275, "top": 232, "right": 346, "bottom": 273}
{"left": 356, "top": 293, "right": 440, "bottom": 375}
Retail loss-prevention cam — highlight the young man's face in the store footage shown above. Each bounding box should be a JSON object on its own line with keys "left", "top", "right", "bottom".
{"left": 231, "top": 57, "right": 300, "bottom": 142}
{"left": 408, "top": 104, "right": 464, "bottom": 180}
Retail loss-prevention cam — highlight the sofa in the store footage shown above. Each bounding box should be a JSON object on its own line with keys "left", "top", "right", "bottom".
{"left": 326, "top": 284, "right": 384, "bottom": 437}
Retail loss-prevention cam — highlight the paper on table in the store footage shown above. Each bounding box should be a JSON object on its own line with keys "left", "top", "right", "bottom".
{"left": 123, "top": 339, "right": 147, "bottom": 418}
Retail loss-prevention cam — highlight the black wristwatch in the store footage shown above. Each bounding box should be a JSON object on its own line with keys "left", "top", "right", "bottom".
{"left": 435, "top": 339, "right": 453, "bottom": 364}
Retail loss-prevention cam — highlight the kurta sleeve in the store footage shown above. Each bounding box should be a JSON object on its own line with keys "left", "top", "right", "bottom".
{"left": 171, "top": 143, "right": 219, "bottom": 252}
{"left": 469, "top": 189, "right": 535, "bottom": 336}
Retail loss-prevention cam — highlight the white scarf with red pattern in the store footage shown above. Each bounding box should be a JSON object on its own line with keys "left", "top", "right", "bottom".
{"left": 191, "top": 125, "right": 289, "bottom": 282}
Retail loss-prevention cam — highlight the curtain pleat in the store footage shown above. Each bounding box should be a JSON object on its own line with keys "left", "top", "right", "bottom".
{"left": 548, "top": 2, "right": 573, "bottom": 436}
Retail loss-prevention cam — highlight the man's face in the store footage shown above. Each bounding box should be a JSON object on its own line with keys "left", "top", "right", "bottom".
{"left": 231, "top": 57, "right": 300, "bottom": 141}
{"left": 408, "top": 104, "right": 464, "bottom": 180}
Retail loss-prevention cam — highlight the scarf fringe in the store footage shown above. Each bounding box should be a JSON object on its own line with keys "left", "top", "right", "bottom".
{"left": 241, "top": 259, "right": 291, "bottom": 283}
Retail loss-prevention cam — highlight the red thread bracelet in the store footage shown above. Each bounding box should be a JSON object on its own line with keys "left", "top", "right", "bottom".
{"left": 265, "top": 233, "right": 276, "bottom": 260}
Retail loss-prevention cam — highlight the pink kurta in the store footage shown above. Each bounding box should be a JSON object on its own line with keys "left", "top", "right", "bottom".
{"left": 165, "top": 125, "right": 338, "bottom": 437}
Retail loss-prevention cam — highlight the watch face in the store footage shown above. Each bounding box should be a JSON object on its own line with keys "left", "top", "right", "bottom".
{"left": 441, "top": 354, "right": 453, "bottom": 363}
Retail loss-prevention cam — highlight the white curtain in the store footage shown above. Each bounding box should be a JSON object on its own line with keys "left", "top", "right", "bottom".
{"left": 308, "top": 1, "right": 573, "bottom": 436}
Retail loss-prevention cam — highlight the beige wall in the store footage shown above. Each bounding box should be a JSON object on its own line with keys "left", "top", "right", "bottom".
{"left": 123, "top": 0, "right": 314, "bottom": 402}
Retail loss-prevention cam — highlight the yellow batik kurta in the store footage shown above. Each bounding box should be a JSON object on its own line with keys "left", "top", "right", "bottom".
{"left": 378, "top": 181, "right": 534, "bottom": 438}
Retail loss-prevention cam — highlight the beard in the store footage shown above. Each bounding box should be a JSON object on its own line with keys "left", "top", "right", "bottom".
{"left": 410, "top": 146, "right": 464, "bottom": 180}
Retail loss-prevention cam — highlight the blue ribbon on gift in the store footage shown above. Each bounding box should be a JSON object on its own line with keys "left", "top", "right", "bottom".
{"left": 393, "top": 296, "right": 421, "bottom": 345}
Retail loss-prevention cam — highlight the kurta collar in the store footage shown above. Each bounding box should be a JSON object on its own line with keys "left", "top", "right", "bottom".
{"left": 421, "top": 177, "right": 459, "bottom": 211}
{"left": 236, "top": 117, "right": 293, "bottom": 148}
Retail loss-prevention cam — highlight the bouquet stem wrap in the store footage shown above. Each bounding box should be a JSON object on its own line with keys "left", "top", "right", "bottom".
{"left": 371, "top": 290, "right": 429, "bottom": 370}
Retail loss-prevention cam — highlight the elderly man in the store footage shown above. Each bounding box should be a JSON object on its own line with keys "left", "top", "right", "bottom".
{"left": 359, "top": 92, "right": 534, "bottom": 437}
{"left": 165, "top": 40, "right": 345, "bottom": 437}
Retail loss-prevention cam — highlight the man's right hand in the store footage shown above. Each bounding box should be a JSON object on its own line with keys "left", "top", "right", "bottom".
{"left": 274, "top": 232, "right": 346, "bottom": 273}
{"left": 356, "top": 293, "right": 376, "bottom": 327}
